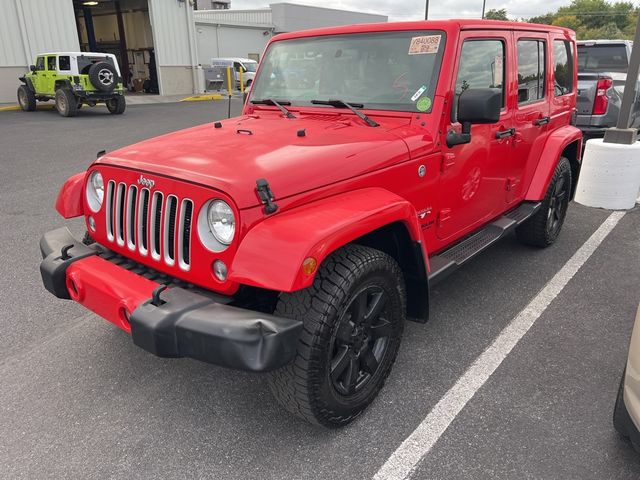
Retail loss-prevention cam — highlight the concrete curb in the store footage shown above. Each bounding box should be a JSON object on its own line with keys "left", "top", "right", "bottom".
{"left": 0, "top": 104, "right": 55, "bottom": 112}
{"left": 180, "top": 94, "right": 223, "bottom": 102}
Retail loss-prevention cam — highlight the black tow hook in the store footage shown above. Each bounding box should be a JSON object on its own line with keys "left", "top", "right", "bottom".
{"left": 151, "top": 285, "right": 168, "bottom": 307}
{"left": 60, "top": 244, "right": 74, "bottom": 260}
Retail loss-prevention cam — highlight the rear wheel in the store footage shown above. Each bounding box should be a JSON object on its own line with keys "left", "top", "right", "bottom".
{"left": 55, "top": 88, "right": 78, "bottom": 117}
{"left": 106, "top": 96, "right": 126, "bottom": 114}
{"left": 516, "top": 156, "right": 571, "bottom": 247}
{"left": 17, "top": 85, "right": 36, "bottom": 111}
{"left": 268, "top": 244, "right": 406, "bottom": 427}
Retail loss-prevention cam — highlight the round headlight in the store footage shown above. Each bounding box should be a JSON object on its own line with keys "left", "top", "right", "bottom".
{"left": 86, "top": 171, "right": 104, "bottom": 212}
{"left": 207, "top": 200, "right": 235, "bottom": 245}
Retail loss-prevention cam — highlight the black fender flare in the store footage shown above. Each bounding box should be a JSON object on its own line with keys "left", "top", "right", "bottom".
{"left": 19, "top": 76, "right": 35, "bottom": 92}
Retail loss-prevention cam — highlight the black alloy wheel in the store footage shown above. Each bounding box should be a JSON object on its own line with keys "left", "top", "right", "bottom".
{"left": 329, "top": 285, "right": 392, "bottom": 396}
{"left": 516, "top": 156, "right": 572, "bottom": 247}
{"left": 546, "top": 171, "right": 568, "bottom": 238}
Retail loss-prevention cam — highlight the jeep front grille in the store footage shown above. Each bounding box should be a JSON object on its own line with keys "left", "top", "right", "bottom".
{"left": 104, "top": 180, "right": 193, "bottom": 271}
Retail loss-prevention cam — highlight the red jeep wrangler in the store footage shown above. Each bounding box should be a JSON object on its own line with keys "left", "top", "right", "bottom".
{"left": 40, "top": 20, "right": 581, "bottom": 427}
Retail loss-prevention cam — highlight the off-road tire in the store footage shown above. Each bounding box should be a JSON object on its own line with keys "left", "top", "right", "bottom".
{"left": 17, "top": 85, "right": 36, "bottom": 111}
{"left": 516, "top": 156, "right": 571, "bottom": 247}
{"left": 55, "top": 88, "right": 78, "bottom": 117}
{"left": 88, "top": 62, "right": 117, "bottom": 92}
{"left": 268, "top": 244, "right": 406, "bottom": 428}
{"left": 106, "top": 96, "right": 126, "bottom": 114}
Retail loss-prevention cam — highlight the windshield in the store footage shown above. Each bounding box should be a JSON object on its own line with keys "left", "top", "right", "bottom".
{"left": 244, "top": 62, "right": 258, "bottom": 72}
{"left": 577, "top": 45, "right": 629, "bottom": 73}
{"left": 250, "top": 30, "right": 446, "bottom": 113}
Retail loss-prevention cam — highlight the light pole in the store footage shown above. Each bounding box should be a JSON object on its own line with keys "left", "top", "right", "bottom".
{"left": 425, "top": 0, "right": 429, "bottom": 20}
{"left": 482, "top": 0, "right": 487, "bottom": 19}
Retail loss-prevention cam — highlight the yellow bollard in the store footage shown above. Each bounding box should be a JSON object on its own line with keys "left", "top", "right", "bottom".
{"left": 239, "top": 68, "right": 244, "bottom": 95}
{"left": 226, "top": 66, "right": 232, "bottom": 118}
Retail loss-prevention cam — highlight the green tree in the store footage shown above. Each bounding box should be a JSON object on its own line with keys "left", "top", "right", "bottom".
{"left": 527, "top": 1, "right": 638, "bottom": 40}
{"left": 485, "top": 8, "right": 508, "bottom": 20}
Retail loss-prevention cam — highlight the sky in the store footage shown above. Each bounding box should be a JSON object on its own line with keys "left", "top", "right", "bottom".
{"left": 229, "top": 0, "right": 638, "bottom": 22}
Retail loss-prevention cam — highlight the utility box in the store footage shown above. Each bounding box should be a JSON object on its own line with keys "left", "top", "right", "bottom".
{"left": 203, "top": 65, "right": 228, "bottom": 91}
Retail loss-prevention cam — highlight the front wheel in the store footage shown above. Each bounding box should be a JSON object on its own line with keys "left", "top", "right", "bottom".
{"left": 106, "top": 96, "right": 126, "bottom": 114}
{"left": 516, "top": 156, "right": 571, "bottom": 247}
{"left": 55, "top": 88, "right": 78, "bottom": 117}
{"left": 17, "top": 85, "right": 36, "bottom": 111}
{"left": 268, "top": 244, "right": 406, "bottom": 428}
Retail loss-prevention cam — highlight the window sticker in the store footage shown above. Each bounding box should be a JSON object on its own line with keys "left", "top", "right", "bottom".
{"left": 408, "top": 35, "right": 441, "bottom": 55}
{"left": 416, "top": 97, "right": 432, "bottom": 112}
{"left": 411, "top": 85, "right": 428, "bottom": 102}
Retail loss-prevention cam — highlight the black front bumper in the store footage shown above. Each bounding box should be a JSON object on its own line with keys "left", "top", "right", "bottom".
{"left": 39, "top": 227, "right": 303, "bottom": 372}
{"left": 129, "top": 288, "right": 302, "bottom": 372}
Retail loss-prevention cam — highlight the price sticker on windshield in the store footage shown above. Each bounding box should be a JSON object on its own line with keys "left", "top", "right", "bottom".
{"left": 408, "top": 35, "right": 441, "bottom": 55}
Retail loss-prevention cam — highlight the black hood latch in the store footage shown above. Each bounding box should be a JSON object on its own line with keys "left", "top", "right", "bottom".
{"left": 255, "top": 178, "right": 279, "bottom": 215}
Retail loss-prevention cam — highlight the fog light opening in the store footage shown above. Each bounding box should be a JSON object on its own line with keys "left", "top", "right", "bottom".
{"left": 88, "top": 216, "right": 96, "bottom": 231}
{"left": 213, "top": 260, "right": 228, "bottom": 281}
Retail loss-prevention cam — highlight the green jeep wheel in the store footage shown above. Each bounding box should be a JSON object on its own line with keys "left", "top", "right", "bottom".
{"left": 106, "top": 96, "right": 126, "bottom": 115}
{"left": 55, "top": 88, "right": 78, "bottom": 117}
{"left": 17, "top": 85, "right": 36, "bottom": 111}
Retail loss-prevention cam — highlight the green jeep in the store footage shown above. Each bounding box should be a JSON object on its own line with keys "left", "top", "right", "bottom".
{"left": 18, "top": 52, "right": 126, "bottom": 117}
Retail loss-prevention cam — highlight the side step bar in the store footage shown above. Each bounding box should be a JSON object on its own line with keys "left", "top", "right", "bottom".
{"left": 428, "top": 202, "right": 541, "bottom": 286}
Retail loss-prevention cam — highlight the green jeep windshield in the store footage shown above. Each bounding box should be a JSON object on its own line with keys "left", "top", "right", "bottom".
{"left": 251, "top": 30, "right": 446, "bottom": 113}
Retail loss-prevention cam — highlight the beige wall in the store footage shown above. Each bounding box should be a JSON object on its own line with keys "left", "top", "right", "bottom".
{"left": 0, "top": 67, "right": 28, "bottom": 103}
{"left": 157, "top": 66, "right": 195, "bottom": 95}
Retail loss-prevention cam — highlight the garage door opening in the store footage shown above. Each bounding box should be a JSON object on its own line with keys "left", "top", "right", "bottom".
{"left": 73, "top": 0, "right": 159, "bottom": 94}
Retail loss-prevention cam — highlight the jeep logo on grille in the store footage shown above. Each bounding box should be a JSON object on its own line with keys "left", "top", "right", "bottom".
{"left": 137, "top": 175, "right": 155, "bottom": 189}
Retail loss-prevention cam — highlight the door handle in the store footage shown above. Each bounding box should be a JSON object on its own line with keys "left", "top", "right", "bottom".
{"left": 495, "top": 128, "right": 515, "bottom": 139}
{"left": 533, "top": 116, "right": 550, "bottom": 126}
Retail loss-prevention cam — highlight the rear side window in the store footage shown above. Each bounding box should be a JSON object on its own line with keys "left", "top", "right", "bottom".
{"left": 77, "top": 55, "right": 116, "bottom": 74}
{"left": 35, "top": 57, "right": 45, "bottom": 71}
{"left": 517, "top": 40, "right": 546, "bottom": 104}
{"left": 553, "top": 40, "right": 574, "bottom": 96}
{"left": 58, "top": 56, "right": 71, "bottom": 71}
{"left": 454, "top": 39, "right": 505, "bottom": 119}
{"left": 577, "top": 45, "right": 628, "bottom": 73}
{"left": 47, "top": 56, "right": 56, "bottom": 71}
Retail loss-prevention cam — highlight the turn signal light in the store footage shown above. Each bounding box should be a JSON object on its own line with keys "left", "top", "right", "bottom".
{"left": 302, "top": 257, "right": 318, "bottom": 275}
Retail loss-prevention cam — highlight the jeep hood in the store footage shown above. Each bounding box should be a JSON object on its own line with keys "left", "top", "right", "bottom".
{"left": 95, "top": 113, "right": 413, "bottom": 209}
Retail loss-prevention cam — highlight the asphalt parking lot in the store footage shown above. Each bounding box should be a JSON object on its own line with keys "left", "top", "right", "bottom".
{"left": 1, "top": 101, "right": 639, "bottom": 480}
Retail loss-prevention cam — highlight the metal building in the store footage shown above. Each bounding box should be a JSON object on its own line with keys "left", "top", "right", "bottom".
{"left": 0, "top": 0, "right": 387, "bottom": 104}
{"left": 0, "top": 0, "right": 198, "bottom": 103}
{"left": 194, "top": 3, "right": 388, "bottom": 64}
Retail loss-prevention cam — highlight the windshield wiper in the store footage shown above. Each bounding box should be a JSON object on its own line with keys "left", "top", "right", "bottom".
{"left": 250, "top": 99, "right": 296, "bottom": 119}
{"left": 310, "top": 99, "right": 379, "bottom": 127}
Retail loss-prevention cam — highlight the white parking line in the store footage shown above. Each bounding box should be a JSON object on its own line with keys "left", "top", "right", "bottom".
{"left": 374, "top": 211, "right": 626, "bottom": 480}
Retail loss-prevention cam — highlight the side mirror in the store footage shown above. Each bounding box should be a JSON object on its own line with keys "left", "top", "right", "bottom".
{"left": 30, "top": 65, "right": 36, "bottom": 72}
{"left": 447, "top": 88, "right": 502, "bottom": 147}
